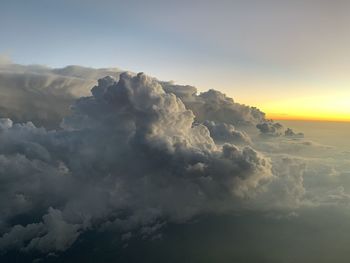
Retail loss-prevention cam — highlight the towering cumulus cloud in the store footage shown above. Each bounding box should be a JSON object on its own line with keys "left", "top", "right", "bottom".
{"left": 0, "top": 73, "right": 274, "bottom": 253}
{"left": 163, "top": 82, "right": 266, "bottom": 126}
{"left": 1, "top": 70, "right": 348, "bottom": 263}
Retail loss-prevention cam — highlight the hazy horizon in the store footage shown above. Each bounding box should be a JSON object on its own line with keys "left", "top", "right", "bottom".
{"left": 1, "top": 60, "right": 348, "bottom": 123}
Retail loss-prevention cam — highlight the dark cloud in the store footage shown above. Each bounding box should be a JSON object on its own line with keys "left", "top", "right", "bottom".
{"left": 203, "top": 120, "right": 252, "bottom": 145}
{"left": 0, "top": 73, "right": 276, "bottom": 254}
{"left": 256, "top": 121, "right": 284, "bottom": 136}
{"left": 0, "top": 68, "right": 349, "bottom": 262}
{"left": 256, "top": 121, "right": 305, "bottom": 139}
{"left": 285, "top": 127, "right": 304, "bottom": 137}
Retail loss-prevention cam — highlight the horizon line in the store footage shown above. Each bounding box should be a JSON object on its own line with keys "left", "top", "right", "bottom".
{"left": 269, "top": 116, "right": 350, "bottom": 123}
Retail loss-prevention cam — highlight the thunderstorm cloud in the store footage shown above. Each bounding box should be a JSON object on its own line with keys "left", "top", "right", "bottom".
{"left": 0, "top": 64, "right": 349, "bottom": 262}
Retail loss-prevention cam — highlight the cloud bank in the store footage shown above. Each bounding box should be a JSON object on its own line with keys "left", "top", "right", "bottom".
{"left": 0, "top": 63, "right": 121, "bottom": 129}
{"left": 0, "top": 72, "right": 275, "bottom": 253}
{"left": 0, "top": 66, "right": 349, "bottom": 262}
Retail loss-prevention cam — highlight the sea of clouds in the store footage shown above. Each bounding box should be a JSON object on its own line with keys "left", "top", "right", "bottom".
{"left": 0, "top": 63, "right": 349, "bottom": 262}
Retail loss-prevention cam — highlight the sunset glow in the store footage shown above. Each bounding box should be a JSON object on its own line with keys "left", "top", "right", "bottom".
{"left": 263, "top": 93, "right": 350, "bottom": 122}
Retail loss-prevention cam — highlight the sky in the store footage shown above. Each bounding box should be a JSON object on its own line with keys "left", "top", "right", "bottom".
{"left": 1, "top": 0, "right": 350, "bottom": 121}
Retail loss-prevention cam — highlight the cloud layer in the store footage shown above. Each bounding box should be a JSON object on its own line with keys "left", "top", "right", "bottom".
{"left": 0, "top": 66, "right": 349, "bottom": 262}
{"left": 0, "top": 63, "right": 121, "bottom": 129}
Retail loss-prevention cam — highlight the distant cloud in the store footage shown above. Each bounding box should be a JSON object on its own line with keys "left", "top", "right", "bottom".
{"left": 163, "top": 82, "right": 266, "bottom": 126}
{"left": 0, "top": 63, "right": 121, "bottom": 129}
{"left": 256, "top": 121, "right": 284, "bottom": 136}
{"left": 257, "top": 121, "right": 304, "bottom": 138}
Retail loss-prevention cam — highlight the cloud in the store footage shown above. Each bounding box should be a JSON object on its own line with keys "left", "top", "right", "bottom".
{"left": 0, "top": 64, "right": 121, "bottom": 129}
{"left": 0, "top": 63, "right": 296, "bottom": 134}
{"left": 256, "top": 121, "right": 284, "bottom": 136}
{"left": 203, "top": 120, "right": 252, "bottom": 145}
{"left": 0, "top": 208, "right": 80, "bottom": 253}
{"left": 0, "top": 73, "right": 275, "bottom": 254}
{"left": 162, "top": 82, "right": 266, "bottom": 126}
{"left": 256, "top": 120, "right": 304, "bottom": 138}
{"left": 285, "top": 127, "right": 304, "bottom": 137}
{"left": 0, "top": 68, "right": 349, "bottom": 262}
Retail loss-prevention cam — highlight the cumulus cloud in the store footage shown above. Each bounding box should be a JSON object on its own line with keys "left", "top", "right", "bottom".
{"left": 203, "top": 120, "right": 252, "bottom": 145}
{"left": 285, "top": 127, "right": 304, "bottom": 137}
{"left": 256, "top": 121, "right": 284, "bottom": 136}
{"left": 0, "top": 208, "right": 80, "bottom": 253}
{"left": 0, "top": 73, "right": 276, "bottom": 254}
{"left": 162, "top": 82, "right": 266, "bottom": 126}
{"left": 0, "top": 69, "right": 348, "bottom": 262}
{"left": 256, "top": 120, "right": 304, "bottom": 138}
{"left": 0, "top": 63, "right": 295, "bottom": 134}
